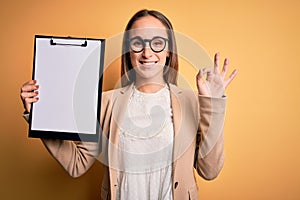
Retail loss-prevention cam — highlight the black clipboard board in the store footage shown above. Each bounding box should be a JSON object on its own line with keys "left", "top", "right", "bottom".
{"left": 28, "top": 35, "right": 105, "bottom": 142}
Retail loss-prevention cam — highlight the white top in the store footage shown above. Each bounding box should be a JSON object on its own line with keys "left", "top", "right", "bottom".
{"left": 117, "top": 85, "right": 174, "bottom": 200}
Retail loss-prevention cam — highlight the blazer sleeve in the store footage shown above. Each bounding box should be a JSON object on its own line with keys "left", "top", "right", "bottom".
{"left": 194, "top": 95, "right": 226, "bottom": 180}
{"left": 22, "top": 92, "right": 111, "bottom": 178}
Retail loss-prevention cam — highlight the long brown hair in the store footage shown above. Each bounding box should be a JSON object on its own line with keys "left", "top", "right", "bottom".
{"left": 121, "top": 9, "right": 178, "bottom": 87}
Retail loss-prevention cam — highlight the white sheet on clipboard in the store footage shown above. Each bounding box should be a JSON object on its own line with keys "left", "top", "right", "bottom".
{"left": 31, "top": 37, "right": 102, "bottom": 134}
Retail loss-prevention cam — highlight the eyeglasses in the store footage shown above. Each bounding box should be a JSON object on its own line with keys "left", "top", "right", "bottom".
{"left": 128, "top": 36, "right": 169, "bottom": 53}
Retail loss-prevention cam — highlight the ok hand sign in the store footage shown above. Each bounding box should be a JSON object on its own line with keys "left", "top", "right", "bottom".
{"left": 196, "top": 52, "right": 238, "bottom": 98}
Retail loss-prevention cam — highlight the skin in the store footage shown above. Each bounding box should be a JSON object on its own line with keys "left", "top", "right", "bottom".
{"left": 197, "top": 52, "right": 238, "bottom": 98}
{"left": 20, "top": 15, "right": 238, "bottom": 111}
{"left": 129, "top": 16, "right": 170, "bottom": 93}
{"left": 20, "top": 79, "right": 39, "bottom": 112}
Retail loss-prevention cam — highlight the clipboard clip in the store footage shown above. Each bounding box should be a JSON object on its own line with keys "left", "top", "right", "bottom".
{"left": 50, "top": 38, "right": 87, "bottom": 47}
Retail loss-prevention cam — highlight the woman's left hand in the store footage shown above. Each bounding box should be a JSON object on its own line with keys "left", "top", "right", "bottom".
{"left": 196, "top": 52, "right": 238, "bottom": 98}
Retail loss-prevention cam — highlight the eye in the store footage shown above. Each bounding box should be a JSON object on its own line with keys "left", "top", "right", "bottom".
{"left": 130, "top": 37, "right": 144, "bottom": 48}
{"left": 132, "top": 40, "right": 143, "bottom": 47}
{"left": 151, "top": 38, "right": 164, "bottom": 47}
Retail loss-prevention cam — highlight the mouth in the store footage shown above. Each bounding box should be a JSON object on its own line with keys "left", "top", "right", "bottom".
{"left": 139, "top": 60, "right": 158, "bottom": 66}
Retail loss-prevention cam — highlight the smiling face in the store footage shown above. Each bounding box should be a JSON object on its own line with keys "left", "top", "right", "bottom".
{"left": 129, "top": 16, "right": 170, "bottom": 85}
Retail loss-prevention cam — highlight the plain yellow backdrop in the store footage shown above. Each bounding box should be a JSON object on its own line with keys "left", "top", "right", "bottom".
{"left": 1, "top": 0, "right": 300, "bottom": 199}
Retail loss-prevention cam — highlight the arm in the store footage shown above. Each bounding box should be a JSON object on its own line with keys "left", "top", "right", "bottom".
{"left": 194, "top": 52, "right": 238, "bottom": 180}
{"left": 21, "top": 81, "right": 100, "bottom": 178}
{"left": 194, "top": 96, "right": 226, "bottom": 180}
{"left": 41, "top": 139, "right": 99, "bottom": 178}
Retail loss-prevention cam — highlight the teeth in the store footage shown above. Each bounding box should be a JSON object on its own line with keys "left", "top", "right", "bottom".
{"left": 141, "top": 61, "right": 156, "bottom": 65}
{"left": 144, "top": 62, "right": 155, "bottom": 65}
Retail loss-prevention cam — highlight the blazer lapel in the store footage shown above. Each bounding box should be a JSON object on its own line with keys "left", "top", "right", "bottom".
{"left": 110, "top": 84, "right": 134, "bottom": 144}
{"left": 169, "top": 84, "right": 183, "bottom": 166}
{"left": 108, "top": 84, "right": 134, "bottom": 200}
{"left": 169, "top": 84, "right": 182, "bottom": 139}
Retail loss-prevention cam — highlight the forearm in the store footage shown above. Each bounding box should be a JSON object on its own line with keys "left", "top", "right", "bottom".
{"left": 41, "top": 139, "right": 98, "bottom": 178}
{"left": 23, "top": 112, "right": 98, "bottom": 178}
{"left": 195, "top": 132, "right": 225, "bottom": 180}
{"left": 194, "top": 96, "right": 226, "bottom": 180}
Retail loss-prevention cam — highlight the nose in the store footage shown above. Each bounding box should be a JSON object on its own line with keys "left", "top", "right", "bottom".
{"left": 142, "top": 42, "right": 153, "bottom": 58}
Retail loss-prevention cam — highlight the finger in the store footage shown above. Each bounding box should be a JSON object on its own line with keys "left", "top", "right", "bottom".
{"left": 25, "top": 97, "right": 39, "bottom": 104}
{"left": 21, "top": 83, "right": 39, "bottom": 92}
{"left": 201, "top": 67, "right": 213, "bottom": 74}
{"left": 196, "top": 69, "right": 204, "bottom": 81}
{"left": 201, "top": 67, "right": 214, "bottom": 81}
{"left": 221, "top": 58, "right": 229, "bottom": 79}
{"left": 214, "top": 52, "right": 220, "bottom": 73}
{"left": 20, "top": 91, "right": 39, "bottom": 100}
{"left": 22, "top": 80, "right": 37, "bottom": 87}
{"left": 196, "top": 69, "right": 209, "bottom": 96}
{"left": 224, "top": 69, "right": 238, "bottom": 88}
{"left": 196, "top": 70, "right": 205, "bottom": 89}
{"left": 197, "top": 70, "right": 206, "bottom": 92}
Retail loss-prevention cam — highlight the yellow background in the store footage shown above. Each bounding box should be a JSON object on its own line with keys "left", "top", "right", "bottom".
{"left": 1, "top": 0, "right": 300, "bottom": 199}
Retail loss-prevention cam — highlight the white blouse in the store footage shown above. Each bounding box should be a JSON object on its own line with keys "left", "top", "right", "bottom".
{"left": 117, "top": 85, "right": 174, "bottom": 200}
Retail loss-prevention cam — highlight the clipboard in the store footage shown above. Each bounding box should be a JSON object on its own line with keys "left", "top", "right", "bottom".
{"left": 28, "top": 35, "right": 105, "bottom": 142}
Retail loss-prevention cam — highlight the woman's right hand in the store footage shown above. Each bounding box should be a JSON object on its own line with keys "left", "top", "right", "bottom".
{"left": 20, "top": 80, "right": 39, "bottom": 113}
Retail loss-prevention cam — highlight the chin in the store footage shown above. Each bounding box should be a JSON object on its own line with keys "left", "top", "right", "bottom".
{"left": 134, "top": 66, "right": 164, "bottom": 81}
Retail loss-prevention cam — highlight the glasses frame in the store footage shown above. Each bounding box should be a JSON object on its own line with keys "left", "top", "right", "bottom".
{"left": 128, "top": 36, "right": 169, "bottom": 53}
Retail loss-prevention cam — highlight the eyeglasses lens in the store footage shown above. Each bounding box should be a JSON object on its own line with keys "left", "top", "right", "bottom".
{"left": 129, "top": 37, "right": 167, "bottom": 53}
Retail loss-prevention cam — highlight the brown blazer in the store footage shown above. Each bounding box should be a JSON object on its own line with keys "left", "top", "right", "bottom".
{"left": 36, "top": 83, "right": 226, "bottom": 200}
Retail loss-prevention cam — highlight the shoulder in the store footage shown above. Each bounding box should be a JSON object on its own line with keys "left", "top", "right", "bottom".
{"left": 101, "top": 84, "right": 133, "bottom": 103}
{"left": 168, "top": 84, "right": 199, "bottom": 112}
{"left": 169, "top": 84, "right": 198, "bottom": 100}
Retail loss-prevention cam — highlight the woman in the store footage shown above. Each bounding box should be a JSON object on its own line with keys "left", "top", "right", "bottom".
{"left": 20, "top": 9, "right": 238, "bottom": 200}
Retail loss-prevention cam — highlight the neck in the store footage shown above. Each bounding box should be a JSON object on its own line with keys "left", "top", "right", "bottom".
{"left": 135, "top": 83, "right": 166, "bottom": 93}
{"left": 135, "top": 79, "right": 166, "bottom": 93}
{"left": 134, "top": 72, "right": 166, "bottom": 93}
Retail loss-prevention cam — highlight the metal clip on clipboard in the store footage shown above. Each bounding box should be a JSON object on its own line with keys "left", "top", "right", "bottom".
{"left": 50, "top": 38, "right": 88, "bottom": 47}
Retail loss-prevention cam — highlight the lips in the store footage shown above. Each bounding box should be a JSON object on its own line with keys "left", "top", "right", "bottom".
{"left": 139, "top": 60, "right": 158, "bottom": 66}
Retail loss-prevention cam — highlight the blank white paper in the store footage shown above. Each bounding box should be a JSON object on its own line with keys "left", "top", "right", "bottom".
{"left": 31, "top": 37, "right": 102, "bottom": 135}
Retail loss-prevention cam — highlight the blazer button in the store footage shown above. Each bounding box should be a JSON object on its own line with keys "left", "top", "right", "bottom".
{"left": 174, "top": 182, "right": 178, "bottom": 189}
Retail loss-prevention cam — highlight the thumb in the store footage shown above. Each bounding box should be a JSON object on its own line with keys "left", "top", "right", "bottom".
{"left": 196, "top": 69, "right": 204, "bottom": 84}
